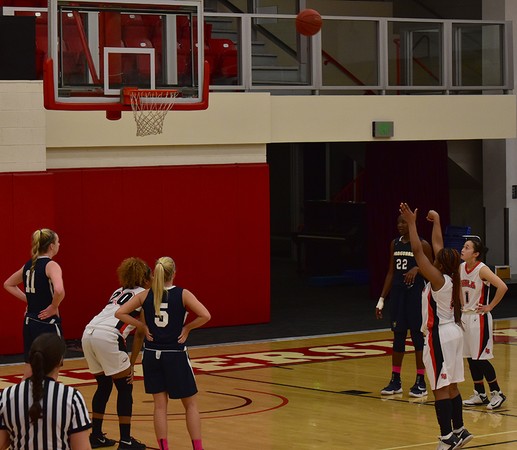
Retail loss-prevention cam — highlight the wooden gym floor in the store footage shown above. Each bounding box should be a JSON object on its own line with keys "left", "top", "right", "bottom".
{"left": 1, "top": 319, "right": 517, "bottom": 449}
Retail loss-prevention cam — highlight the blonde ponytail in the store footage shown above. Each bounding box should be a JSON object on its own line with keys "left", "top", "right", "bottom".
{"left": 30, "top": 229, "right": 56, "bottom": 272}
{"left": 152, "top": 257, "right": 176, "bottom": 313}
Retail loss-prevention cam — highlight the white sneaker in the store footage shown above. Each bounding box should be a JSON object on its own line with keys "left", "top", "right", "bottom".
{"left": 487, "top": 390, "right": 506, "bottom": 410}
{"left": 463, "top": 390, "right": 488, "bottom": 406}
{"left": 435, "top": 432, "right": 461, "bottom": 450}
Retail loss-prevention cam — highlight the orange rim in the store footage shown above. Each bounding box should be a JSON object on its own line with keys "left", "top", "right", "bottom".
{"left": 121, "top": 87, "right": 178, "bottom": 106}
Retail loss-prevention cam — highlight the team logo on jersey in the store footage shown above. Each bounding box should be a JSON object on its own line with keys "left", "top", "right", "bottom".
{"left": 441, "top": 373, "right": 447, "bottom": 380}
{"left": 485, "top": 348, "right": 491, "bottom": 354}
{"left": 461, "top": 280, "right": 476, "bottom": 289}
{"left": 394, "top": 251, "right": 414, "bottom": 257}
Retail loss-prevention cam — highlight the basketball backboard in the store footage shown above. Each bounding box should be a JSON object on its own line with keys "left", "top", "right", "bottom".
{"left": 44, "top": 0, "right": 208, "bottom": 119}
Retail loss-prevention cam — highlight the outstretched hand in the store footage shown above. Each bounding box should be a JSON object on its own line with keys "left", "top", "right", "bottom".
{"left": 399, "top": 202, "right": 417, "bottom": 224}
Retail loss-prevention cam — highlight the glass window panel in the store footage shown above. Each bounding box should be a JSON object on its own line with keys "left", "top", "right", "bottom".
{"left": 388, "top": 21, "right": 442, "bottom": 86}
{"left": 206, "top": 16, "right": 241, "bottom": 86}
{"left": 251, "top": 16, "right": 311, "bottom": 86}
{"left": 453, "top": 23, "right": 504, "bottom": 86}
{"left": 321, "top": 19, "right": 378, "bottom": 87}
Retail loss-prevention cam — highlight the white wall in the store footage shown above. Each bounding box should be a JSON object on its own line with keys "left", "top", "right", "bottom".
{"left": 1, "top": 83, "right": 515, "bottom": 172}
{"left": 270, "top": 95, "right": 516, "bottom": 142}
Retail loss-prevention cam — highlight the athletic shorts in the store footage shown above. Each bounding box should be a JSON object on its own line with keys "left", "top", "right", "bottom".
{"left": 390, "top": 284, "right": 423, "bottom": 332}
{"left": 81, "top": 327, "right": 130, "bottom": 376}
{"left": 23, "top": 314, "right": 63, "bottom": 362}
{"left": 462, "top": 312, "right": 494, "bottom": 360}
{"left": 423, "top": 322, "right": 464, "bottom": 391}
{"left": 142, "top": 348, "right": 198, "bottom": 399}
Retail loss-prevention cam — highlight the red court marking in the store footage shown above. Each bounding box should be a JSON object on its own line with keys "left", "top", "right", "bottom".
{"left": 104, "top": 389, "right": 288, "bottom": 421}
{"left": 1, "top": 327, "right": 515, "bottom": 388}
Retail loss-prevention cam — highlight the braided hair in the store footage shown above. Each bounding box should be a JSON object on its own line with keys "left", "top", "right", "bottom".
{"left": 28, "top": 333, "right": 66, "bottom": 423}
{"left": 436, "top": 247, "right": 462, "bottom": 325}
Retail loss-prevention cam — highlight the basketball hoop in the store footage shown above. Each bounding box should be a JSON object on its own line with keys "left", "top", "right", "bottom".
{"left": 122, "top": 88, "right": 178, "bottom": 136}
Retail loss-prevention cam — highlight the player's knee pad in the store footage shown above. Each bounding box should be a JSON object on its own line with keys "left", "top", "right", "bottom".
{"left": 410, "top": 330, "right": 424, "bottom": 351}
{"left": 393, "top": 331, "right": 406, "bottom": 353}
{"left": 114, "top": 376, "right": 133, "bottom": 417}
{"left": 92, "top": 375, "right": 113, "bottom": 414}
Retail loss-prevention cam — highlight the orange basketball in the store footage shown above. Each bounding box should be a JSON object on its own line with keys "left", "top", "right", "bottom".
{"left": 295, "top": 9, "right": 322, "bottom": 36}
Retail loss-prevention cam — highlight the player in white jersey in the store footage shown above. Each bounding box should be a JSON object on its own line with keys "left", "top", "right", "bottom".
{"left": 81, "top": 257, "right": 151, "bottom": 450}
{"left": 460, "top": 237, "right": 508, "bottom": 410}
{"left": 400, "top": 204, "right": 472, "bottom": 450}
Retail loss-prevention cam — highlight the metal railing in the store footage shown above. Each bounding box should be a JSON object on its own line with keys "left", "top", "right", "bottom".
{"left": 3, "top": 6, "right": 512, "bottom": 95}
{"left": 206, "top": 13, "right": 513, "bottom": 94}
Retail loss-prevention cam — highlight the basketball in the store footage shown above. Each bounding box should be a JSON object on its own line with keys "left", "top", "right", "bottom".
{"left": 295, "top": 9, "right": 322, "bottom": 36}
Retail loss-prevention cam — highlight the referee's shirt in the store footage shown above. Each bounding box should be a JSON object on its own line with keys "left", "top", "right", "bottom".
{"left": 0, "top": 377, "right": 91, "bottom": 450}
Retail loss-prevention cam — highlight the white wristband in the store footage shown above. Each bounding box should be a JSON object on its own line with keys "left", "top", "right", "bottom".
{"left": 376, "top": 297, "right": 385, "bottom": 310}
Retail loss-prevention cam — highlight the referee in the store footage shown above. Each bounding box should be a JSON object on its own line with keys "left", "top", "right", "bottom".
{"left": 0, "top": 333, "right": 92, "bottom": 450}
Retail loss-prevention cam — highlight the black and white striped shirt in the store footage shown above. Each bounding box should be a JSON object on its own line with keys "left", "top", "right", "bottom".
{"left": 0, "top": 377, "right": 91, "bottom": 450}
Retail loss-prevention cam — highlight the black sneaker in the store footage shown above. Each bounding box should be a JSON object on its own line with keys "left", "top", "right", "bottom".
{"left": 454, "top": 427, "right": 474, "bottom": 448}
{"left": 118, "top": 437, "right": 146, "bottom": 450}
{"left": 380, "top": 379, "right": 402, "bottom": 395}
{"left": 409, "top": 382, "right": 428, "bottom": 398}
{"left": 90, "top": 433, "right": 117, "bottom": 448}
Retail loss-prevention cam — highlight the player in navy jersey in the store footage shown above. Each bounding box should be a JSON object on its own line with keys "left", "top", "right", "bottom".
{"left": 115, "top": 256, "right": 211, "bottom": 450}
{"left": 82, "top": 257, "right": 151, "bottom": 450}
{"left": 376, "top": 215, "right": 432, "bottom": 397}
{"left": 0, "top": 333, "right": 91, "bottom": 450}
{"left": 400, "top": 204, "right": 472, "bottom": 450}
{"left": 460, "top": 237, "right": 508, "bottom": 410}
{"left": 4, "top": 228, "right": 65, "bottom": 379}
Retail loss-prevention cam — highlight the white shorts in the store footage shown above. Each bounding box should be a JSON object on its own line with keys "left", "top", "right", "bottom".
{"left": 462, "top": 312, "right": 494, "bottom": 360}
{"left": 81, "top": 327, "right": 131, "bottom": 376}
{"left": 423, "top": 322, "right": 464, "bottom": 391}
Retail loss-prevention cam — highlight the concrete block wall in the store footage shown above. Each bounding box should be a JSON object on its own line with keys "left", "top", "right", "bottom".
{"left": 0, "top": 81, "right": 46, "bottom": 172}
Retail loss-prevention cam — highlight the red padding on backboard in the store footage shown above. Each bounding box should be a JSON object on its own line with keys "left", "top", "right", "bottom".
{"left": 43, "top": 59, "right": 210, "bottom": 116}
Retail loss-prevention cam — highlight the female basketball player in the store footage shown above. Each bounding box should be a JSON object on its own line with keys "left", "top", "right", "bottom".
{"left": 399, "top": 204, "right": 473, "bottom": 450}
{"left": 0, "top": 333, "right": 91, "bottom": 450}
{"left": 115, "top": 256, "right": 211, "bottom": 450}
{"left": 3, "top": 228, "right": 65, "bottom": 379}
{"left": 82, "top": 257, "right": 151, "bottom": 450}
{"left": 460, "top": 237, "right": 508, "bottom": 410}
{"left": 377, "top": 214, "right": 432, "bottom": 398}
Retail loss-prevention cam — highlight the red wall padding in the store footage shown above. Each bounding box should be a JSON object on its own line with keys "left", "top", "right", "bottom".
{"left": 0, "top": 172, "right": 56, "bottom": 354}
{"left": 0, "top": 164, "right": 270, "bottom": 355}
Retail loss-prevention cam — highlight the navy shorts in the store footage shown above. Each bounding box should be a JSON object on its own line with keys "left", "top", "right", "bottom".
{"left": 390, "top": 283, "right": 423, "bottom": 332}
{"left": 23, "top": 314, "right": 63, "bottom": 362}
{"left": 142, "top": 348, "right": 198, "bottom": 399}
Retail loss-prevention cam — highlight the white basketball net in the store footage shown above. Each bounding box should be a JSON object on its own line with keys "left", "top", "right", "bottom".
{"left": 129, "top": 90, "right": 177, "bottom": 137}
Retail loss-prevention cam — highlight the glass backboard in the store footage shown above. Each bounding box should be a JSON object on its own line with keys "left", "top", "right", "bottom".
{"left": 44, "top": 0, "right": 208, "bottom": 118}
